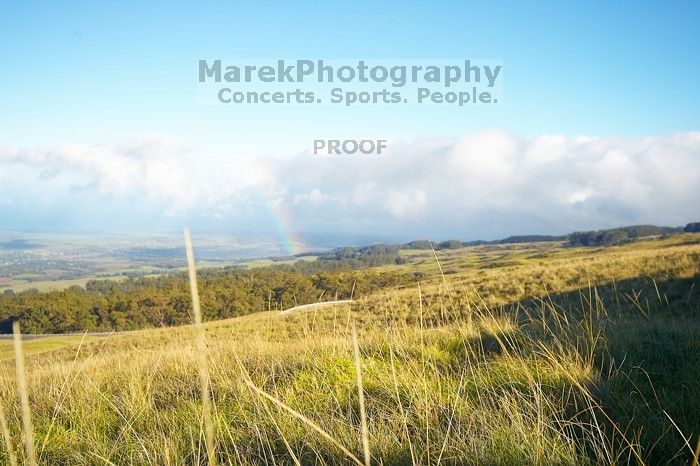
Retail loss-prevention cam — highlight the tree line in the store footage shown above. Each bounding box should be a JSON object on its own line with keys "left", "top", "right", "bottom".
{"left": 566, "top": 224, "right": 683, "bottom": 247}
{"left": 400, "top": 223, "right": 697, "bottom": 250}
{"left": 0, "top": 266, "right": 419, "bottom": 334}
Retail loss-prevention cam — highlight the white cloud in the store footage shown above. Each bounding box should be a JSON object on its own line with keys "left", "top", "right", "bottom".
{"left": 293, "top": 188, "right": 329, "bottom": 205}
{"left": 385, "top": 189, "right": 427, "bottom": 218}
{"left": 1, "top": 131, "right": 699, "bottom": 237}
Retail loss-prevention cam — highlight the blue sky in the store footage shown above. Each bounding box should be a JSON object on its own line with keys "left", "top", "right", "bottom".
{"left": 0, "top": 1, "right": 699, "bottom": 241}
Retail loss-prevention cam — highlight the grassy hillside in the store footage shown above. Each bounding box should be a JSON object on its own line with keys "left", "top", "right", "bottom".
{"left": 0, "top": 234, "right": 698, "bottom": 464}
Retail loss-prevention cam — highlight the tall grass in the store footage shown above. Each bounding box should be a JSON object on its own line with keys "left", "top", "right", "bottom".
{"left": 0, "top": 400, "right": 18, "bottom": 466}
{"left": 0, "top": 237, "right": 697, "bottom": 464}
{"left": 184, "top": 228, "right": 216, "bottom": 466}
{"left": 12, "top": 322, "right": 36, "bottom": 466}
{"left": 351, "top": 324, "right": 370, "bottom": 466}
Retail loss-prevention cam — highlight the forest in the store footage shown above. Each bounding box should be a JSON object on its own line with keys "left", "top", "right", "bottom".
{"left": 0, "top": 265, "right": 417, "bottom": 333}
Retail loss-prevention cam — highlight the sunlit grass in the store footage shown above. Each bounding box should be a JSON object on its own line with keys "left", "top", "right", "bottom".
{"left": 0, "top": 235, "right": 698, "bottom": 464}
{"left": 0, "top": 337, "right": 95, "bottom": 361}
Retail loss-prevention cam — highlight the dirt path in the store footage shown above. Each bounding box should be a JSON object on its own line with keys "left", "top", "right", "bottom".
{"left": 279, "top": 300, "right": 354, "bottom": 315}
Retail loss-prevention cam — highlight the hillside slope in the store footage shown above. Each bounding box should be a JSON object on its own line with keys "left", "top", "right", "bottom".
{"left": 0, "top": 235, "right": 698, "bottom": 465}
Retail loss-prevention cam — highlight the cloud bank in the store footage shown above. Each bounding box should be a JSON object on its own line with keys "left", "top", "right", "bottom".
{"left": 1, "top": 131, "right": 698, "bottom": 238}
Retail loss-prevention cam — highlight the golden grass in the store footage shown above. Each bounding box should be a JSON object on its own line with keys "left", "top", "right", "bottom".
{"left": 0, "top": 402, "right": 17, "bottom": 466}
{"left": 184, "top": 228, "right": 216, "bottom": 466}
{"left": 0, "top": 235, "right": 697, "bottom": 464}
{"left": 11, "top": 322, "right": 36, "bottom": 466}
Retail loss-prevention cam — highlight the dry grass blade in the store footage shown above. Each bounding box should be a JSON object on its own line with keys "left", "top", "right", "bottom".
{"left": 184, "top": 228, "right": 217, "bottom": 466}
{"left": 88, "top": 451, "right": 118, "bottom": 465}
{"left": 663, "top": 410, "right": 695, "bottom": 459}
{"left": 352, "top": 323, "right": 371, "bottom": 466}
{"left": 244, "top": 379, "right": 364, "bottom": 466}
{"left": 12, "top": 321, "right": 37, "bottom": 466}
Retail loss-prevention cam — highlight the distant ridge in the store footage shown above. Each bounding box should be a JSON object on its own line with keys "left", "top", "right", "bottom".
{"left": 313, "top": 222, "right": 698, "bottom": 257}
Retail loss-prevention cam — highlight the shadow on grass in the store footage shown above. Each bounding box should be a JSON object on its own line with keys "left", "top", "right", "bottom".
{"left": 516, "top": 274, "right": 700, "bottom": 465}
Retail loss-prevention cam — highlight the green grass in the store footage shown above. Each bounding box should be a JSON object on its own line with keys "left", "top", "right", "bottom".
{"left": 0, "top": 336, "right": 96, "bottom": 361}
{"left": 0, "top": 235, "right": 698, "bottom": 464}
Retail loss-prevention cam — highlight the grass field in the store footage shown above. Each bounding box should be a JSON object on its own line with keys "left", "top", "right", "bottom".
{"left": 0, "top": 235, "right": 698, "bottom": 464}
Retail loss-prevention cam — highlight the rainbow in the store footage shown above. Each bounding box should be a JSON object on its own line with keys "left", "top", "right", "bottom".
{"left": 267, "top": 200, "right": 305, "bottom": 256}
